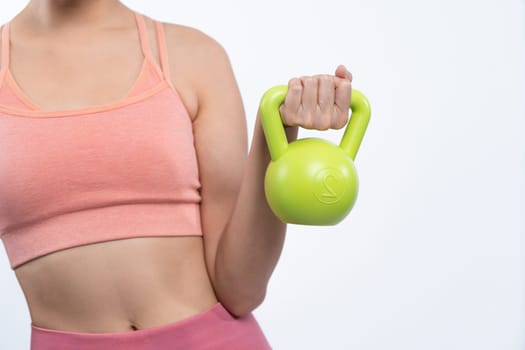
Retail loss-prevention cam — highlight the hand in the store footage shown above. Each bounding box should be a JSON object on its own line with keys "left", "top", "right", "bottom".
{"left": 279, "top": 65, "right": 352, "bottom": 130}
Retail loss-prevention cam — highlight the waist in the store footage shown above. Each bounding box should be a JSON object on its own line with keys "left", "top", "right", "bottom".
{"left": 14, "top": 236, "right": 218, "bottom": 333}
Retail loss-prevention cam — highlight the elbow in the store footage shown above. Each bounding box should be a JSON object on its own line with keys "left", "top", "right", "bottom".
{"left": 221, "top": 289, "right": 267, "bottom": 318}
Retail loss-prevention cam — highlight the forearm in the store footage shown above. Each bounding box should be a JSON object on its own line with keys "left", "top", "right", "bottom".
{"left": 214, "top": 114, "right": 298, "bottom": 316}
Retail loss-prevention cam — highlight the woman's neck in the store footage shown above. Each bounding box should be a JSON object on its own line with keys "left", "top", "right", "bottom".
{"left": 23, "top": 0, "right": 125, "bottom": 30}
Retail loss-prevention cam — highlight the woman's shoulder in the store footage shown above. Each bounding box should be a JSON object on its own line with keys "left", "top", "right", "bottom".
{"left": 160, "top": 21, "right": 230, "bottom": 67}
{"left": 152, "top": 19, "right": 237, "bottom": 119}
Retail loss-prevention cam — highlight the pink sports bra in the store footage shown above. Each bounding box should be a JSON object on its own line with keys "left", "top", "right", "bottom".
{"left": 0, "top": 12, "right": 203, "bottom": 269}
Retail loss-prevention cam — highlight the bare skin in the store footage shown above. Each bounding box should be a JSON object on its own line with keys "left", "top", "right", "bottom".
{"left": 5, "top": 0, "right": 352, "bottom": 333}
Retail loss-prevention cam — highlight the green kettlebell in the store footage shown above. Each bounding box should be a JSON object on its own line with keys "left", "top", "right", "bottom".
{"left": 259, "top": 85, "right": 371, "bottom": 225}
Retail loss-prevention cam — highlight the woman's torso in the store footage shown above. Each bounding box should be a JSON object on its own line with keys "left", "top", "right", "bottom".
{"left": 4, "top": 4, "right": 218, "bottom": 332}
{"left": 15, "top": 237, "right": 218, "bottom": 332}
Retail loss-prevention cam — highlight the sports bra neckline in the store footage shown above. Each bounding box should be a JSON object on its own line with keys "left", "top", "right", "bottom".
{"left": 0, "top": 11, "right": 176, "bottom": 118}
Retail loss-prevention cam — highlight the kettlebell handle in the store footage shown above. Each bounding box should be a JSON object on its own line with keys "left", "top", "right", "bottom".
{"left": 259, "top": 85, "right": 371, "bottom": 161}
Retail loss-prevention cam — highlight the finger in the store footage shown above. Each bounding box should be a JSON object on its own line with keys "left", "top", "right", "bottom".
{"left": 334, "top": 78, "right": 351, "bottom": 128}
{"left": 301, "top": 76, "right": 318, "bottom": 127}
{"left": 280, "top": 78, "right": 302, "bottom": 126}
{"left": 318, "top": 75, "right": 335, "bottom": 130}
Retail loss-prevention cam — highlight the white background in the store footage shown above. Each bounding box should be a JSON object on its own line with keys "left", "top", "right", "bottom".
{"left": 1, "top": 0, "right": 524, "bottom": 349}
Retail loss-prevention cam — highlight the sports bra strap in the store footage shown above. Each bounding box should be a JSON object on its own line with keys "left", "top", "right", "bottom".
{"left": 0, "top": 14, "right": 173, "bottom": 85}
{"left": 133, "top": 12, "right": 154, "bottom": 61}
{"left": 154, "top": 20, "right": 171, "bottom": 83}
{"left": 1, "top": 22, "right": 10, "bottom": 74}
{"left": 134, "top": 12, "right": 172, "bottom": 85}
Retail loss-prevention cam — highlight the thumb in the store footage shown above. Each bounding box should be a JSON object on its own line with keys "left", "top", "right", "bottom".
{"left": 335, "top": 64, "right": 352, "bottom": 82}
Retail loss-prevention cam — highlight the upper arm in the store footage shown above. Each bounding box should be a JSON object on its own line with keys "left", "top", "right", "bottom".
{"left": 164, "top": 24, "right": 248, "bottom": 285}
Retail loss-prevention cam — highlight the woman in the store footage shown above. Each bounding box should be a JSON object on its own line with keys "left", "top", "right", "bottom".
{"left": 0, "top": 0, "right": 352, "bottom": 349}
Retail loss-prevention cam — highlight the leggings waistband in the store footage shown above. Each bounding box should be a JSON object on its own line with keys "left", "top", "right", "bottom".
{"left": 30, "top": 302, "right": 272, "bottom": 350}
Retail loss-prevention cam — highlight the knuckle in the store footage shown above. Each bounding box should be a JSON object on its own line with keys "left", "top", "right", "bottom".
{"left": 337, "top": 114, "right": 350, "bottom": 129}
{"left": 289, "top": 78, "right": 301, "bottom": 89}
{"left": 322, "top": 112, "right": 333, "bottom": 124}
{"left": 303, "top": 113, "right": 314, "bottom": 128}
{"left": 335, "top": 118, "right": 347, "bottom": 129}
{"left": 302, "top": 76, "right": 316, "bottom": 87}
{"left": 319, "top": 75, "right": 332, "bottom": 83}
{"left": 340, "top": 79, "right": 352, "bottom": 90}
{"left": 346, "top": 70, "right": 353, "bottom": 82}
{"left": 287, "top": 82, "right": 302, "bottom": 95}
{"left": 279, "top": 106, "right": 292, "bottom": 121}
{"left": 290, "top": 85, "right": 302, "bottom": 95}
{"left": 314, "top": 115, "right": 329, "bottom": 130}
{"left": 321, "top": 121, "right": 331, "bottom": 131}
{"left": 282, "top": 115, "right": 297, "bottom": 126}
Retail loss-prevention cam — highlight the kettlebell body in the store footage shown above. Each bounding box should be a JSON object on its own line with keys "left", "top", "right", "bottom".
{"left": 264, "top": 137, "right": 358, "bottom": 225}
{"left": 259, "top": 85, "right": 371, "bottom": 226}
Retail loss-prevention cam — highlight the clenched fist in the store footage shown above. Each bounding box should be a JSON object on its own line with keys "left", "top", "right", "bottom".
{"left": 279, "top": 65, "right": 352, "bottom": 131}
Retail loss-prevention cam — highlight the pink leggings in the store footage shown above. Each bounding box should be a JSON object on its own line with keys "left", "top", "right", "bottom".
{"left": 30, "top": 303, "right": 272, "bottom": 350}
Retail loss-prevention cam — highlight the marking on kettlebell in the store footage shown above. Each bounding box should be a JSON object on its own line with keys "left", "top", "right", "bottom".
{"left": 321, "top": 174, "right": 338, "bottom": 199}
{"left": 314, "top": 168, "right": 346, "bottom": 204}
